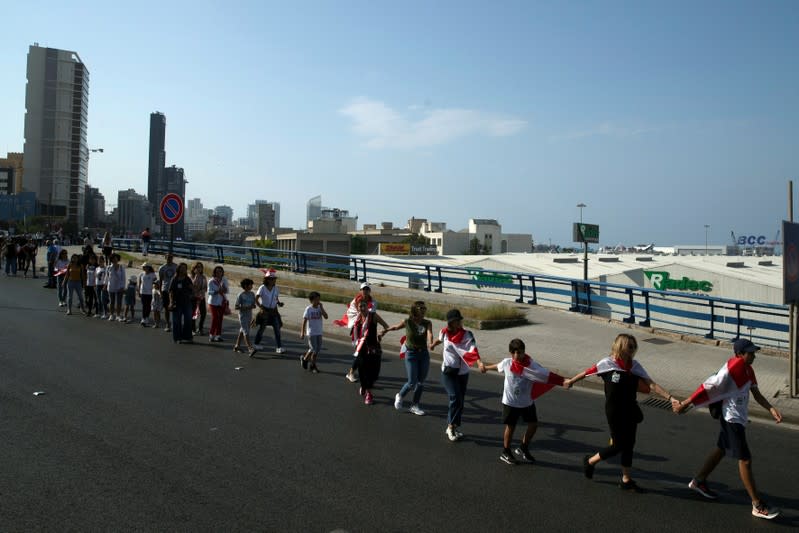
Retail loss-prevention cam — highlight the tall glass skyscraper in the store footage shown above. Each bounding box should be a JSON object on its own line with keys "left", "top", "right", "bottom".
{"left": 23, "top": 44, "right": 89, "bottom": 227}
{"left": 148, "top": 112, "right": 166, "bottom": 211}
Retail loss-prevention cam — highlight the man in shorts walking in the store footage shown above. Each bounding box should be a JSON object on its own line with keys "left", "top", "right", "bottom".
{"left": 674, "top": 339, "right": 783, "bottom": 520}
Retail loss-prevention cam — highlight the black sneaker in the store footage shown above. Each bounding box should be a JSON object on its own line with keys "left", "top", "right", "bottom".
{"left": 500, "top": 449, "right": 518, "bottom": 465}
{"left": 619, "top": 479, "right": 646, "bottom": 493}
{"left": 515, "top": 447, "right": 536, "bottom": 463}
{"left": 583, "top": 455, "right": 595, "bottom": 479}
{"left": 310, "top": 364, "right": 319, "bottom": 374}
{"left": 301, "top": 356, "right": 309, "bottom": 370}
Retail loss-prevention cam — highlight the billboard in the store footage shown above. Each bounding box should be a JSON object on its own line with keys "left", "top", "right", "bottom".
{"left": 573, "top": 223, "right": 599, "bottom": 243}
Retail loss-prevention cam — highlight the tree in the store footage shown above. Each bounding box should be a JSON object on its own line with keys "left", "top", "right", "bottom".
{"left": 252, "top": 238, "right": 275, "bottom": 249}
{"left": 351, "top": 235, "right": 367, "bottom": 254}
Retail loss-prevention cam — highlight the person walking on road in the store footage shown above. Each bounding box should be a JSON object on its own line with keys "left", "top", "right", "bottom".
{"left": 190, "top": 262, "right": 208, "bottom": 335}
{"left": 158, "top": 254, "right": 177, "bottom": 332}
{"left": 207, "top": 265, "right": 229, "bottom": 342}
{"left": 480, "top": 338, "right": 566, "bottom": 465}
{"left": 64, "top": 254, "right": 86, "bottom": 315}
{"left": 300, "top": 291, "right": 328, "bottom": 373}
{"left": 53, "top": 249, "right": 69, "bottom": 306}
{"left": 253, "top": 269, "right": 284, "bottom": 353}
{"left": 100, "top": 231, "right": 113, "bottom": 266}
{"left": 565, "top": 334, "right": 677, "bottom": 493}
{"left": 429, "top": 309, "right": 484, "bottom": 442}
{"left": 673, "top": 339, "right": 782, "bottom": 520}
{"left": 336, "top": 282, "right": 377, "bottom": 382}
{"left": 352, "top": 300, "right": 389, "bottom": 405}
{"left": 233, "top": 278, "right": 257, "bottom": 356}
{"left": 381, "top": 301, "right": 433, "bottom": 416}
{"left": 106, "top": 253, "right": 126, "bottom": 321}
{"left": 169, "top": 262, "right": 195, "bottom": 344}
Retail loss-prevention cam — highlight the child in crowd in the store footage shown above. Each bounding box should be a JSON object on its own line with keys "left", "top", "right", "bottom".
{"left": 233, "top": 278, "right": 257, "bottom": 356}
{"left": 151, "top": 279, "right": 163, "bottom": 329}
{"left": 95, "top": 255, "right": 109, "bottom": 319}
{"left": 480, "top": 338, "right": 566, "bottom": 465}
{"left": 139, "top": 263, "right": 157, "bottom": 327}
{"left": 84, "top": 254, "right": 98, "bottom": 317}
{"left": 300, "top": 291, "right": 328, "bottom": 373}
{"left": 54, "top": 249, "right": 70, "bottom": 307}
{"left": 122, "top": 275, "right": 137, "bottom": 323}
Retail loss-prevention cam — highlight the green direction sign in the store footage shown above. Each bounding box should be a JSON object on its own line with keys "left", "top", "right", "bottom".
{"left": 573, "top": 222, "right": 600, "bottom": 243}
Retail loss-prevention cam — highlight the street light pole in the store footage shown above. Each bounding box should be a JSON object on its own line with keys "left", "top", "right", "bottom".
{"left": 577, "top": 203, "right": 588, "bottom": 280}
{"left": 705, "top": 224, "right": 710, "bottom": 256}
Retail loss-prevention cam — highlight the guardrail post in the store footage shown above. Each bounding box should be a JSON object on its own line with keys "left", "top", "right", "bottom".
{"left": 216, "top": 246, "right": 224, "bottom": 264}
{"left": 424, "top": 266, "right": 432, "bottom": 292}
{"left": 584, "top": 282, "right": 593, "bottom": 315}
{"left": 705, "top": 300, "right": 716, "bottom": 339}
{"left": 639, "top": 291, "right": 651, "bottom": 327}
{"left": 569, "top": 281, "right": 580, "bottom": 312}
{"left": 515, "top": 274, "right": 525, "bottom": 303}
{"left": 350, "top": 257, "right": 358, "bottom": 281}
{"left": 301, "top": 253, "right": 308, "bottom": 274}
{"left": 360, "top": 259, "right": 367, "bottom": 283}
{"left": 435, "top": 267, "right": 443, "bottom": 293}
{"left": 527, "top": 275, "right": 537, "bottom": 305}
{"left": 623, "top": 288, "right": 635, "bottom": 324}
{"left": 250, "top": 249, "right": 260, "bottom": 268}
{"left": 735, "top": 303, "right": 742, "bottom": 339}
{"left": 189, "top": 244, "right": 197, "bottom": 260}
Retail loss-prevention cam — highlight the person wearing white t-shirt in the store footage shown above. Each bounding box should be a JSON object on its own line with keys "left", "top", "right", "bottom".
{"left": 300, "top": 291, "right": 328, "bottom": 373}
{"left": 254, "top": 269, "right": 284, "bottom": 352}
{"left": 675, "top": 339, "right": 783, "bottom": 520}
{"left": 480, "top": 338, "right": 565, "bottom": 465}
{"left": 138, "top": 263, "right": 158, "bottom": 326}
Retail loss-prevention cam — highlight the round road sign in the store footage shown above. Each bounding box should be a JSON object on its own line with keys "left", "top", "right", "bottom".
{"left": 160, "top": 193, "right": 184, "bottom": 225}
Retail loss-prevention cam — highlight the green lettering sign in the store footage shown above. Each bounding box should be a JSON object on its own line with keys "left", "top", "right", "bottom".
{"left": 643, "top": 271, "right": 713, "bottom": 293}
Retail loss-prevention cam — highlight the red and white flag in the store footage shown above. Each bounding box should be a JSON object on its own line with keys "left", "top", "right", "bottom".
{"left": 54, "top": 266, "right": 68, "bottom": 277}
{"left": 510, "top": 355, "right": 565, "bottom": 399}
{"left": 584, "top": 356, "right": 652, "bottom": 393}
{"left": 399, "top": 335, "right": 407, "bottom": 359}
{"left": 333, "top": 296, "right": 375, "bottom": 329}
{"left": 687, "top": 356, "right": 757, "bottom": 408}
{"left": 440, "top": 327, "right": 480, "bottom": 366}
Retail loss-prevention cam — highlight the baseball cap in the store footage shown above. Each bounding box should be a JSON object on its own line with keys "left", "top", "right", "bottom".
{"left": 446, "top": 309, "right": 464, "bottom": 323}
{"left": 360, "top": 282, "right": 371, "bottom": 290}
{"left": 733, "top": 338, "right": 760, "bottom": 354}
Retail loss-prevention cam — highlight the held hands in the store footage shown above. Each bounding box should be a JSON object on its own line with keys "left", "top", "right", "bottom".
{"left": 770, "top": 406, "right": 783, "bottom": 424}
{"left": 672, "top": 399, "right": 687, "bottom": 414}
{"left": 478, "top": 360, "right": 486, "bottom": 373}
{"left": 563, "top": 378, "right": 573, "bottom": 389}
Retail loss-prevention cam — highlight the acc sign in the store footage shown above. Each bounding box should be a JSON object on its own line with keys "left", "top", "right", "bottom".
{"left": 159, "top": 193, "right": 184, "bottom": 225}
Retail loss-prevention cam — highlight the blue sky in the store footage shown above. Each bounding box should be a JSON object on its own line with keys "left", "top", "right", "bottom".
{"left": 1, "top": 0, "right": 797, "bottom": 247}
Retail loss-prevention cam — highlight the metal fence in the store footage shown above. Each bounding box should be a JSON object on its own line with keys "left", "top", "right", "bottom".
{"left": 114, "top": 238, "right": 789, "bottom": 349}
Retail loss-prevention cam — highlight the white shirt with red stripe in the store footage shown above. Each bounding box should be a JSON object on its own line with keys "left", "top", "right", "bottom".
{"left": 497, "top": 356, "right": 565, "bottom": 407}
{"left": 688, "top": 356, "right": 758, "bottom": 425}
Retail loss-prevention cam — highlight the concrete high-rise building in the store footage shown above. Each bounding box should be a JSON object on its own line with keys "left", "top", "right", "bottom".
{"left": 0, "top": 153, "right": 24, "bottom": 194}
{"left": 248, "top": 200, "right": 280, "bottom": 230}
{"left": 23, "top": 44, "right": 90, "bottom": 226}
{"left": 306, "top": 195, "right": 322, "bottom": 228}
{"left": 84, "top": 185, "right": 106, "bottom": 227}
{"left": 117, "top": 189, "right": 150, "bottom": 234}
{"left": 214, "top": 205, "right": 234, "bottom": 226}
{"left": 147, "top": 112, "right": 165, "bottom": 210}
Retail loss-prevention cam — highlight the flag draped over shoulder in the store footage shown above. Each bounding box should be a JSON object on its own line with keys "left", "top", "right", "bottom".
{"left": 584, "top": 356, "right": 652, "bottom": 393}
{"left": 510, "top": 355, "right": 565, "bottom": 399}
{"left": 333, "top": 296, "right": 374, "bottom": 328}
{"left": 399, "top": 335, "right": 407, "bottom": 359}
{"left": 688, "top": 356, "right": 756, "bottom": 408}
{"left": 441, "top": 327, "right": 480, "bottom": 366}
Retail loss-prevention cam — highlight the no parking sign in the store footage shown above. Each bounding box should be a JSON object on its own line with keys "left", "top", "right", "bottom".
{"left": 160, "top": 193, "right": 184, "bottom": 225}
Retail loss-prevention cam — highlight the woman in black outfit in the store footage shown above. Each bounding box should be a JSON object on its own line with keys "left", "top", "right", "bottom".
{"left": 352, "top": 301, "right": 389, "bottom": 405}
{"left": 566, "top": 334, "right": 677, "bottom": 492}
{"left": 168, "top": 262, "right": 195, "bottom": 344}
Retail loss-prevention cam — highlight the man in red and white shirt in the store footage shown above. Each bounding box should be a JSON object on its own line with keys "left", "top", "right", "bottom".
{"left": 675, "top": 339, "right": 782, "bottom": 520}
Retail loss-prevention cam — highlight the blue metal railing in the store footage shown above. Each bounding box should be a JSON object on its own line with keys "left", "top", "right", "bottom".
{"left": 113, "top": 238, "right": 789, "bottom": 349}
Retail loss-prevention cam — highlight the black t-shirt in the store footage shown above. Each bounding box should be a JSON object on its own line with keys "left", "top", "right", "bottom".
{"left": 169, "top": 276, "right": 194, "bottom": 308}
{"left": 601, "top": 370, "right": 643, "bottom": 424}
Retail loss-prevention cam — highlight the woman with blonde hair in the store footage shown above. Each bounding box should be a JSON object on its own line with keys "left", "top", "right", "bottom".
{"left": 565, "top": 334, "right": 678, "bottom": 492}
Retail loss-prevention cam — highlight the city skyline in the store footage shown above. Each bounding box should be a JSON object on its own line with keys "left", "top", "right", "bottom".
{"left": 1, "top": 2, "right": 797, "bottom": 246}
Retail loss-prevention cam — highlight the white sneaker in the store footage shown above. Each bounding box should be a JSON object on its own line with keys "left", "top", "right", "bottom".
{"left": 409, "top": 405, "right": 425, "bottom": 416}
{"left": 117, "top": 316, "right": 125, "bottom": 322}
{"left": 108, "top": 314, "right": 116, "bottom": 321}
{"left": 445, "top": 427, "right": 459, "bottom": 442}
{"left": 66, "top": 309, "right": 72, "bottom": 315}
{"left": 275, "top": 347, "right": 284, "bottom": 354}
{"left": 394, "top": 393, "right": 403, "bottom": 411}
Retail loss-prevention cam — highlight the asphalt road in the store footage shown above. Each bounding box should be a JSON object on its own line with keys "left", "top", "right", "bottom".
{"left": 1, "top": 276, "right": 796, "bottom": 532}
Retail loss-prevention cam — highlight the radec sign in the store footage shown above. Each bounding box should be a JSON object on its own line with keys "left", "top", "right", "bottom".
{"left": 644, "top": 271, "right": 713, "bottom": 293}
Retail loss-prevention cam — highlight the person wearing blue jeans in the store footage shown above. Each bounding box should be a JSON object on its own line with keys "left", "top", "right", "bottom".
{"left": 430, "top": 309, "right": 483, "bottom": 442}
{"left": 381, "top": 301, "right": 433, "bottom": 416}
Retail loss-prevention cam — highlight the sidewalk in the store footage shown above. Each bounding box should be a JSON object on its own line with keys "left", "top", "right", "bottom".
{"left": 118, "top": 249, "right": 798, "bottom": 427}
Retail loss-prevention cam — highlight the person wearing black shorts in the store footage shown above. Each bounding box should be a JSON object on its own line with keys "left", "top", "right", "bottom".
{"left": 481, "top": 338, "right": 565, "bottom": 465}
{"left": 675, "top": 339, "right": 783, "bottom": 520}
